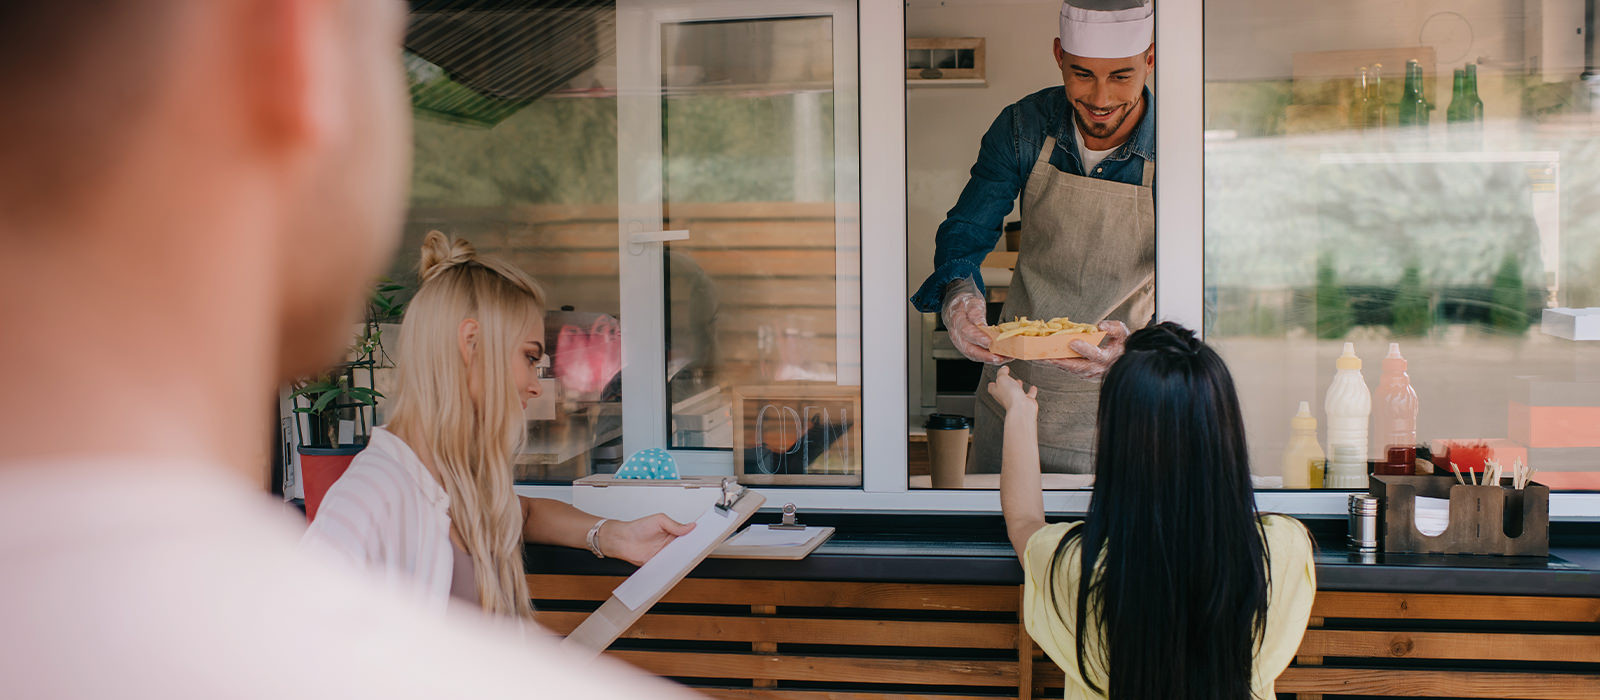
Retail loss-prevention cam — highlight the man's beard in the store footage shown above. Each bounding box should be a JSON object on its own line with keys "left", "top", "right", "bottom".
{"left": 1073, "top": 94, "right": 1140, "bottom": 140}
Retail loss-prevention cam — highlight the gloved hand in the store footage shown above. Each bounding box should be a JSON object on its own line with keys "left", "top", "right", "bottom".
{"left": 1037, "top": 320, "right": 1130, "bottom": 380}
{"left": 941, "top": 277, "right": 1008, "bottom": 365}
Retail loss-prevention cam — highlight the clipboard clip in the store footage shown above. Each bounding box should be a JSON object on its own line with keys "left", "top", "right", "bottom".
{"left": 769, "top": 503, "right": 805, "bottom": 530}
{"left": 715, "top": 478, "right": 749, "bottom": 513}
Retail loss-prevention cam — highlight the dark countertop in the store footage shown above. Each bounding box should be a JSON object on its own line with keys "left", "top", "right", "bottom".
{"left": 526, "top": 514, "right": 1600, "bottom": 597}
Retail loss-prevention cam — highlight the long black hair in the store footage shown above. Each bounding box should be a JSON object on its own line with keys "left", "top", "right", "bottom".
{"left": 1048, "top": 322, "right": 1268, "bottom": 700}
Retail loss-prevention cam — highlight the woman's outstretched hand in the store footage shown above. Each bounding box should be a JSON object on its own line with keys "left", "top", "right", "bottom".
{"left": 602, "top": 513, "right": 696, "bottom": 566}
{"left": 986, "top": 365, "right": 1038, "bottom": 413}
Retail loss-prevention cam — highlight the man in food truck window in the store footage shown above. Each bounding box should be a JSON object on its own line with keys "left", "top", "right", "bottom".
{"left": 909, "top": 0, "right": 1155, "bottom": 473}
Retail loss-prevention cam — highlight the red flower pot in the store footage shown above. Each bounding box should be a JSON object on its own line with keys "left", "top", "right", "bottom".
{"left": 298, "top": 445, "right": 363, "bottom": 522}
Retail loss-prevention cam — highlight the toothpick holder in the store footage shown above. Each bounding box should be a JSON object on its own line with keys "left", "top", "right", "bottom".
{"left": 1370, "top": 475, "right": 1550, "bottom": 557}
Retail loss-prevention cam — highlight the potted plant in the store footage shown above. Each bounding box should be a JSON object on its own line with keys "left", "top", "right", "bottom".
{"left": 291, "top": 279, "right": 406, "bottom": 521}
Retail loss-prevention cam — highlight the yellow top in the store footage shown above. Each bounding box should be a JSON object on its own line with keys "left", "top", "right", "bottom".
{"left": 1021, "top": 514, "right": 1317, "bottom": 700}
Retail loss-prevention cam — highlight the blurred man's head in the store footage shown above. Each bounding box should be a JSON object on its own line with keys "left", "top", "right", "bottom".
{"left": 0, "top": 0, "right": 411, "bottom": 380}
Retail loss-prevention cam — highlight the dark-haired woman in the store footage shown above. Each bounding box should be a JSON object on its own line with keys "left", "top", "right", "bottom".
{"left": 988, "top": 322, "right": 1315, "bottom": 700}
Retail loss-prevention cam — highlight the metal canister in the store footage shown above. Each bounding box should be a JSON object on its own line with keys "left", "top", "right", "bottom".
{"left": 1347, "top": 494, "right": 1381, "bottom": 553}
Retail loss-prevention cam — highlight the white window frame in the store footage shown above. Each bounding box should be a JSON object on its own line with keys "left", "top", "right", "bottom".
{"left": 613, "top": 0, "right": 862, "bottom": 477}
{"left": 517, "top": 0, "right": 1600, "bottom": 520}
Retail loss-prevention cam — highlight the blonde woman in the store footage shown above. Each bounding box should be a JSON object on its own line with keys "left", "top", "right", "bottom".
{"left": 306, "top": 232, "right": 693, "bottom": 619}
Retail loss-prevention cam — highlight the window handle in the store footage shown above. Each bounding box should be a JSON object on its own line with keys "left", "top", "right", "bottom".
{"left": 627, "top": 229, "right": 689, "bottom": 255}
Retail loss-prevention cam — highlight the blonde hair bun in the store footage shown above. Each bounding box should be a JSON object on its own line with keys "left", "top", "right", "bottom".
{"left": 418, "top": 230, "right": 477, "bottom": 283}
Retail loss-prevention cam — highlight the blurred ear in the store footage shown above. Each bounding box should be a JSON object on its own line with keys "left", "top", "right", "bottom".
{"left": 1053, "top": 38, "right": 1065, "bottom": 69}
{"left": 244, "top": 0, "right": 338, "bottom": 149}
{"left": 458, "top": 318, "right": 479, "bottom": 367}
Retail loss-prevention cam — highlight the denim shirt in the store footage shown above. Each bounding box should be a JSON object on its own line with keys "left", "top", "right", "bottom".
{"left": 909, "top": 85, "right": 1155, "bottom": 312}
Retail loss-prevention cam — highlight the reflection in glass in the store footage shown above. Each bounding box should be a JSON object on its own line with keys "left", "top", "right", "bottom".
{"left": 658, "top": 18, "right": 863, "bottom": 487}
{"left": 1204, "top": 0, "right": 1600, "bottom": 490}
{"left": 400, "top": 4, "right": 625, "bottom": 482}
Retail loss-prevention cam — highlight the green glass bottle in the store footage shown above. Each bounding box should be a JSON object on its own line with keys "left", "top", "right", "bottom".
{"left": 1446, "top": 68, "right": 1466, "bottom": 123}
{"left": 1465, "top": 63, "right": 1484, "bottom": 122}
{"left": 1398, "top": 60, "right": 1428, "bottom": 128}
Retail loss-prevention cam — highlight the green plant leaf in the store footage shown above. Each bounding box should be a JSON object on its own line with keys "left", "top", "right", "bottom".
{"left": 310, "top": 391, "right": 341, "bottom": 414}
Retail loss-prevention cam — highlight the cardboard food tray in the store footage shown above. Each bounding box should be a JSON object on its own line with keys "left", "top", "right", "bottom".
{"left": 983, "top": 327, "right": 1107, "bottom": 360}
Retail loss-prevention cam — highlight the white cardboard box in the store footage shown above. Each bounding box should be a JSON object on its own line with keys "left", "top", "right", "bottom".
{"left": 1541, "top": 307, "right": 1600, "bottom": 341}
{"left": 572, "top": 474, "right": 730, "bottom": 523}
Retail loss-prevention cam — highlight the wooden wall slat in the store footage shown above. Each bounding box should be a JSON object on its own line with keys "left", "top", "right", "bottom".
{"left": 1299, "top": 629, "right": 1600, "bottom": 663}
{"left": 1312, "top": 592, "right": 1600, "bottom": 623}
{"left": 534, "top": 611, "right": 1017, "bottom": 649}
{"left": 497, "top": 222, "right": 840, "bottom": 252}
{"left": 666, "top": 201, "right": 840, "bottom": 220}
{"left": 1276, "top": 668, "right": 1600, "bottom": 699}
{"left": 608, "top": 650, "right": 1018, "bottom": 687}
{"left": 529, "top": 575, "right": 1021, "bottom": 612}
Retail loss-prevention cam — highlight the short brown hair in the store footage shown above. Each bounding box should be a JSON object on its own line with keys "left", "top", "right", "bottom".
{"left": 0, "top": 2, "right": 181, "bottom": 219}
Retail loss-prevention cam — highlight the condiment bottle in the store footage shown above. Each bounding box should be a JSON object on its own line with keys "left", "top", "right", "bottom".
{"left": 1282, "top": 401, "right": 1326, "bottom": 489}
{"left": 1324, "top": 343, "right": 1371, "bottom": 489}
{"left": 1373, "top": 342, "right": 1419, "bottom": 475}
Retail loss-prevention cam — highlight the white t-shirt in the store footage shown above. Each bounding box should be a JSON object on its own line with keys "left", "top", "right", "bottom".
{"left": 0, "top": 457, "right": 699, "bottom": 700}
{"left": 303, "top": 426, "right": 455, "bottom": 611}
{"left": 1075, "top": 124, "right": 1116, "bottom": 174}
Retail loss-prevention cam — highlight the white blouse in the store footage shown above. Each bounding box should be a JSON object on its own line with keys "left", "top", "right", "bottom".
{"left": 302, "top": 426, "right": 456, "bottom": 612}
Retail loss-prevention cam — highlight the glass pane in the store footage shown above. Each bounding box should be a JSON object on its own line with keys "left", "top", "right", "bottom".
{"left": 905, "top": 2, "right": 1156, "bottom": 490}
{"left": 396, "top": 4, "right": 623, "bottom": 483}
{"left": 1205, "top": 1, "right": 1600, "bottom": 490}
{"left": 660, "top": 18, "right": 863, "bottom": 486}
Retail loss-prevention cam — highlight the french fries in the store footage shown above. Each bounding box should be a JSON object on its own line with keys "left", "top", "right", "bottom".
{"left": 991, "top": 316, "right": 1098, "bottom": 341}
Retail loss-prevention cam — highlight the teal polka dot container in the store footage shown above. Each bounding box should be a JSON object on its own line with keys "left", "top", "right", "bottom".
{"left": 615, "top": 447, "right": 679, "bottom": 479}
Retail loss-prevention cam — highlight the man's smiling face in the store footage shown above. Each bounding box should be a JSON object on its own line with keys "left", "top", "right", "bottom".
{"left": 1054, "top": 40, "right": 1153, "bottom": 143}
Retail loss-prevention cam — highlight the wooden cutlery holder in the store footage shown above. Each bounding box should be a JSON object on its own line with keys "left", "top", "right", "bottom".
{"left": 1370, "top": 475, "right": 1550, "bottom": 556}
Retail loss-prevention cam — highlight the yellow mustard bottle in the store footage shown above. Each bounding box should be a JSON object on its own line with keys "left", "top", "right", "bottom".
{"left": 1282, "top": 401, "right": 1326, "bottom": 489}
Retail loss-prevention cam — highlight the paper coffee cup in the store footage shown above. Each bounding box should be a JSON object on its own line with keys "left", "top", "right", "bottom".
{"left": 925, "top": 413, "right": 972, "bottom": 489}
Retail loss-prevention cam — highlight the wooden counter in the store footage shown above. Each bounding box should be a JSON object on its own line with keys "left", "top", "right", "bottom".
{"left": 527, "top": 515, "right": 1600, "bottom": 699}
{"left": 531, "top": 574, "right": 1600, "bottom": 699}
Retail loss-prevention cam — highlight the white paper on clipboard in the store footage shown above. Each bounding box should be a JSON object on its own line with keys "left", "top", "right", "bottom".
{"left": 610, "top": 505, "right": 733, "bottom": 610}
{"left": 724, "top": 525, "right": 823, "bottom": 547}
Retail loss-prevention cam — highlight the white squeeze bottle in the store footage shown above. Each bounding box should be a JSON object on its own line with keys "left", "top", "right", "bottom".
{"left": 1281, "top": 401, "right": 1325, "bottom": 489}
{"left": 1324, "top": 343, "right": 1372, "bottom": 489}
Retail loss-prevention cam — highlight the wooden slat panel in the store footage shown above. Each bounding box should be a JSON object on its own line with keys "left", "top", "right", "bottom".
{"left": 720, "top": 308, "right": 840, "bottom": 336}
{"left": 1033, "top": 661, "right": 1064, "bottom": 687}
{"left": 700, "top": 689, "right": 1004, "bottom": 700}
{"left": 673, "top": 220, "right": 837, "bottom": 249}
{"left": 1313, "top": 592, "right": 1600, "bottom": 623}
{"left": 609, "top": 650, "right": 1018, "bottom": 687}
{"left": 1276, "top": 668, "right": 1600, "bottom": 699}
{"left": 1300, "top": 629, "right": 1600, "bottom": 663}
{"left": 534, "top": 611, "right": 1017, "bottom": 649}
{"left": 498, "top": 220, "right": 840, "bottom": 250}
{"left": 690, "top": 250, "right": 837, "bottom": 277}
{"left": 531, "top": 575, "right": 1020, "bottom": 612}
{"left": 412, "top": 201, "right": 838, "bottom": 225}
{"left": 667, "top": 201, "right": 839, "bottom": 220}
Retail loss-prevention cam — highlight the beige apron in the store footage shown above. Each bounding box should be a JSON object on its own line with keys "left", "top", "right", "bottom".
{"left": 970, "top": 136, "right": 1155, "bottom": 473}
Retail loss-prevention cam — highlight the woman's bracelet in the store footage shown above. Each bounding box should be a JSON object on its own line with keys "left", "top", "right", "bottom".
{"left": 585, "top": 518, "right": 609, "bottom": 559}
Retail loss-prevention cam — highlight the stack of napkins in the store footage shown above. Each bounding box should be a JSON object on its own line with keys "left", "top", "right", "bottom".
{"left": 1413, "top": 496, "right": 1451, "bottom": 536}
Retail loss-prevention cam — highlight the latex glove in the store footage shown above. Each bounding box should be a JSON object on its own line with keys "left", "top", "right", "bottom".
{"left": 940, "top": 277, "right": 1008, "bottom": 365}
{"left": 985, "top": 365, "right": 1038, "bottom": 413}
{"left": 1037, "top": 320, "right": 1131, "bottom": 380}
{"left": 600, "top": 513, "right": 696, "bottom": 566}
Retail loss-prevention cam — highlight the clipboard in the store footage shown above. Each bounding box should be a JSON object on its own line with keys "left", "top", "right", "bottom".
{"left": 711, "top": 525, "right": 834, "bottom": 560}
{"left": 561, "top": 480, "right": 764, "bottom": 657}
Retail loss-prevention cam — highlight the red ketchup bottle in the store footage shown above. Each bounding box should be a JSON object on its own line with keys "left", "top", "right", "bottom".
{"left": 1374, "top": 343, "right": 1419, "bottom": 475}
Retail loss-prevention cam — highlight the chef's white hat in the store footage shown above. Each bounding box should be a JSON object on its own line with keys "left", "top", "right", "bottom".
{"left": 1059, "top": 0, "right": 1154, "bottom": 59}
